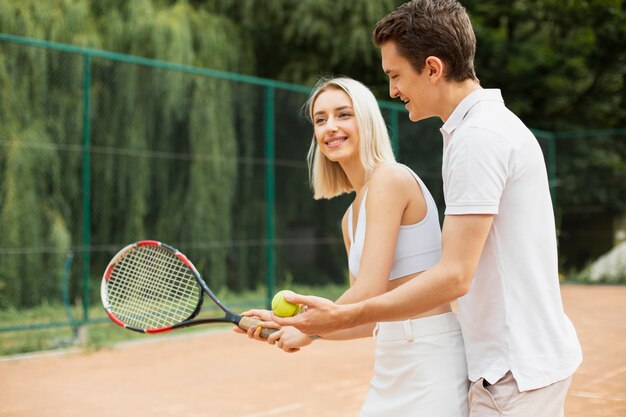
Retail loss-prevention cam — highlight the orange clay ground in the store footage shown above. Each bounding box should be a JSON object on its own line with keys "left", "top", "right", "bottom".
{"left": 0, "top": 284, "right": 624, "bottom": 417}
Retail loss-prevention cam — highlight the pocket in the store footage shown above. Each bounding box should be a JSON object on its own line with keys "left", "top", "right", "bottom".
{"left": 469, "top": 378, "right": 500, "bottom": 416}
{"left": 483, "top": 373, "right": 518, "bottom": 412}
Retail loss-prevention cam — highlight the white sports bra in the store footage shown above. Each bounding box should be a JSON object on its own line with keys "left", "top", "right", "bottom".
{"left": 348, "top": 167, "right": 442, "bottom": 280}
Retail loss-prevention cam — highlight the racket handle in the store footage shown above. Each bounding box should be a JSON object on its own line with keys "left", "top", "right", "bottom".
{"left": 238, "top": 316, "right": 277, "bottom": 339}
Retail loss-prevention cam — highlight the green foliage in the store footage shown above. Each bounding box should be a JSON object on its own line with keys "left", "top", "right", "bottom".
{"left": 1, "top": 0, "right": 625, "bottom": 315}
{"left": 466, "top": 0, "right": 626, "bottom": 130}
{"left": 556, "top": 134, "right": 626, "bottom": 210}
{"left": 223, "top": 0, "right": 626, "bottom": 252}
{"left": 460, "top": 0, "right": 626, "bottom": 227}
{"left": 209, "top": 0, "right": 625, "bottom": 129}
{"left": 0, "top": 122, "right": 69, "bottom": 308}
{"left": 205, "top": 0, "right": 401, "bottom": 90}
{"left": 209, "top": 0, "right": 626, "bottom": 217}
{"left": 0, "top": 0, "right": 252, "bottom": 307}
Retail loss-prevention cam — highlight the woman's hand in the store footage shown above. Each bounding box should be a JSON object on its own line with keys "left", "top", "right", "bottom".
{"left": 266, "top": 326, "right": 315, "bottom": 353}
{"left": 232, "top": 309, "right": 279, "bottom": 341}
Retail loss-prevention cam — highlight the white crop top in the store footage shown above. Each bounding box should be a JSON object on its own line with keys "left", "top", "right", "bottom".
{"left": 348, "top": 167, "right": 442, "bottom": 280}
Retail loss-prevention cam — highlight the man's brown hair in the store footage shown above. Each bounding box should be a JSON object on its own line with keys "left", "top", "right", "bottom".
{"left": 373, "top": 0, "right": 477, "bottom": 82}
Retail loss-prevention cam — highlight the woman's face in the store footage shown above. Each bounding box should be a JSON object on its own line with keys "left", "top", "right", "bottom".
{"left": 312, "top": 88, "right": 360, "bottom": 164}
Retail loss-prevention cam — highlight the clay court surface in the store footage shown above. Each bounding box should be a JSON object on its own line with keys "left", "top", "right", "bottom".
{"left": 1, "top": 284, "right": 624, "bottom": 417}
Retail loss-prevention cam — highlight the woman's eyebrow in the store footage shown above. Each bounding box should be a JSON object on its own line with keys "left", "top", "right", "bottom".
{"left": 313, "top": 105, "right": 353, "bottom": 117}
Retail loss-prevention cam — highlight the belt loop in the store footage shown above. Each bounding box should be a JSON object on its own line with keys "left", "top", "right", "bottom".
{"left": 403, "top": 320, "right": 414, "bottom": 342}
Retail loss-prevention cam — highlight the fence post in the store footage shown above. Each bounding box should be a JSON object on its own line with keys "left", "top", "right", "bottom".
{"left": 390, "top": 109, "right": 400, "bottom": 157}
{"left": 546, "top": 132, "right": 557, "bottom": 210}
{"left": 264, "top": 86, "right": 276, "bottom": 308}
{"left": 81, "top": 54, "right": 92, "bottom": 323}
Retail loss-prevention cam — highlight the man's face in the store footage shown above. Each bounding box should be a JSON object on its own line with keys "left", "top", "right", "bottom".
{"left": 381, "top": 42, "right": 437, "bottom": 122}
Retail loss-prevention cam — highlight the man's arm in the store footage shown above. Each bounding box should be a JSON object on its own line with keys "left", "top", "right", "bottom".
{"left": 273, "top": 214, "right": 494, "bottom": 335}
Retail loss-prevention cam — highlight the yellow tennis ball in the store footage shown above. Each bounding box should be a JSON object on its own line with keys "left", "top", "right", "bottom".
{"left": 271, "top": 290, "right": 301, "bottom": 317}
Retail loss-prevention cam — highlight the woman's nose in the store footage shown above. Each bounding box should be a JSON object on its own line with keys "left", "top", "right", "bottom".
{"left": 326, "top": 119, "right": 339, "bottom": 133}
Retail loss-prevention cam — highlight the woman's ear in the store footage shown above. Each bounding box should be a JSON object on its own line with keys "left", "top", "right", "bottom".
{"left": 425, "top": 56, "right": 444, "bottom": 83}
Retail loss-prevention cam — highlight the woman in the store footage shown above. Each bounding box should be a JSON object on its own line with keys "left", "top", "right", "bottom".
{"left": 240, "top": 77, "right": 468, "bottom": 417}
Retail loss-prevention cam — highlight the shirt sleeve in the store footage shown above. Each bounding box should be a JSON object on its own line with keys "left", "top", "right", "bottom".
{"left": 444, "top": 127, "right": 513, "bottom": 215}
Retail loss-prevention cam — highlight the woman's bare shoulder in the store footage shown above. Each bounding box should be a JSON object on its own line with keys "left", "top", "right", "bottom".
{"left": 369, "top": 162, "right": 414, "bottom": 190}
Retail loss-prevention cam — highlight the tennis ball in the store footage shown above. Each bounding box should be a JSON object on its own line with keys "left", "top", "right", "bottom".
{"left": 271, "top": 290, "right": 301, "bottom": 317}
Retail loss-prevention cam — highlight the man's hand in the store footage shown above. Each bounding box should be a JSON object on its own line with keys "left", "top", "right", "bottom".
{"left": 270, "top": 293, "right": 357, "bottom": 336}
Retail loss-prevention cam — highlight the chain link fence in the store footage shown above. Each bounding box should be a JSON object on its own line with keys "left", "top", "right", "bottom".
{"left": 0, "top": 34, "right": 624, "bottom": 339}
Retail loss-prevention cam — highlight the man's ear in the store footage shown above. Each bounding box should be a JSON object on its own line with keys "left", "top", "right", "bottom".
{"left": 425, "top": 56, "right": 444, "bottom": 83}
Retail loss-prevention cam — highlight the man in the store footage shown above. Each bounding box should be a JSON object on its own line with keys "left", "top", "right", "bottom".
{"left": 273, "top": 1, "right": 582, "bottom": 415}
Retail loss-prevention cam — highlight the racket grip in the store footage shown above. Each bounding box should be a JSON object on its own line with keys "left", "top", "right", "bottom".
{"left": 238, "top": 316, "right": 277, "bottom": 339}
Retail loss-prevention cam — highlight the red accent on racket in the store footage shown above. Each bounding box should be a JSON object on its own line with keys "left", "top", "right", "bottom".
{"left": 100, "top": 240, "right": 275, "bottom": 337}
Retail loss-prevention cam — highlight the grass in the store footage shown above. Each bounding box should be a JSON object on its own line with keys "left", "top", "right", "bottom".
{"left": 0, "top": 283, "right": 348, "bottom": 357}
{"left": 3, "top": 278, "right": 623, "bottom": 358}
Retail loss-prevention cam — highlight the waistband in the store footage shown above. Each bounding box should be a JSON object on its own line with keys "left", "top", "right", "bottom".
{"left": 374, "top": 312, "right": 461, "bottom": 342}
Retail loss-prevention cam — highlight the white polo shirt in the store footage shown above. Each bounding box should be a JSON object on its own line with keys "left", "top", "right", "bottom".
{"left": 441, "top": 89, "right": 582, "bottom": 391}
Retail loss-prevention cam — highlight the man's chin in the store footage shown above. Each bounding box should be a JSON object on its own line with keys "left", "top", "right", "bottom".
{"left": 408, "top": 111, "right": 422, "bottom": 122}
{"left": 408, "top": 109, "right": 433, "bottom": 123}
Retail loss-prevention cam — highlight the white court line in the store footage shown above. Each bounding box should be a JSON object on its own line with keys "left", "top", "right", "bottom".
{"left": 570, "top": 391, "right": 626, "bottom": 402}
{"left": 240, "top": 403, "right": 303, "bottom": 417}
{"left": 239, "top": 382, "right": 365, "bottom": 417}
{"left": 0, "top": 327, "right": 230, "bottom": 363}
{"left": 588, "top": 365, "right": 626, "bottom": 385}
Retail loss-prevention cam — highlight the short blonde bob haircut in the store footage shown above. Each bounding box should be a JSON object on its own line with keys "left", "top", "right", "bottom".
{"left": 305, "top": 77, "right": 395, "bottom": 199}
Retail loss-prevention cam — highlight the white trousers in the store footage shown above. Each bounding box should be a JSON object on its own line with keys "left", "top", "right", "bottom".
{"left": 360, "top": 312, "right": 469, "bottom": 417}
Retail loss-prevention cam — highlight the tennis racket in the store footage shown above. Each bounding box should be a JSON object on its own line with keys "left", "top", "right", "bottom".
{"left": 101, "top": 240, "right": 276, "bottom": 337}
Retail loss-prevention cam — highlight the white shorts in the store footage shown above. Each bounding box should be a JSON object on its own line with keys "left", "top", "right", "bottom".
{"left": 360, "top": 312, "right": 469, "bottom": 417}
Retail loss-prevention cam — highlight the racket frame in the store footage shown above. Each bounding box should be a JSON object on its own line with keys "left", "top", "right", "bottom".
{"left": 101, "top": 240, "right": 268, "bottom": 335}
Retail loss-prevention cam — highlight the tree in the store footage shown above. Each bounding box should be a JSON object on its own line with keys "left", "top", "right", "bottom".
{"left": 466, "top": 0, "right": 625, "bottom": 130}
{"left": 202, "top": 0, "right": 401, "bottom": 91}
{"left": 0, "top": 0, "right": 252, "bottom": 306}
{"left": 213, "top": 0, "right": 626, "bottom": 270}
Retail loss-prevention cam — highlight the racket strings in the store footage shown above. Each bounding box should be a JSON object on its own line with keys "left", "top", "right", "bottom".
{"left": 106, "top": 246, "right": 201, "bottom": 329}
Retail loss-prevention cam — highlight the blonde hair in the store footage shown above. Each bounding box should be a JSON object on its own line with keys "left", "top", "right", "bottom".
{"left": 305, "top": 77, "right": 395, "bottom": 199}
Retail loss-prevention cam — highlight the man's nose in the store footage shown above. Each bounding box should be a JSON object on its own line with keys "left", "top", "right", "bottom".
{"left": 390, "top": 84, "right": 399, "bottom": 98}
